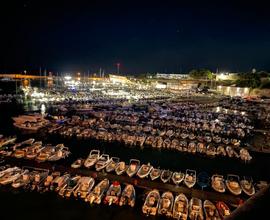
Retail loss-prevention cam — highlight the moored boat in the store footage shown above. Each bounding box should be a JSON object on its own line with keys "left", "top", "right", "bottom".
{"left": 240, "top": 176, "right": 255, "bottom": 196}
{"left": 160, "top": 170, "right": 173, "bottom": 183}
{"left": 172, "top": 172, "right": 185, "bottom": 185}
{"left": 137, "top": 163, "right": 153, "bottom": 179}
{"left": 225, "top": 174, "right": 242, "bottom": 196}
{"left": 184, "top": 169, "right": 196, "bottom": 188}
{"left": 126, "top": 159, "right": 140, "bottom": 177}
{"left": 158, "top": 191, "right": 174, "bottom": 217}
{"left": 189, "top": 197, "right": 204, "bottom": 220}
{"left": 86, "top": 178, "right": 109, "bottom": 204}
{"left": 104, "top": 181, "right": 121, "bottom": 205}
{"left": 73, "top": 176, "right": 95, "bottom": 199}
{"left": 216, "top": 201, "right": 231, "bottom": 219}
{"left": 211, "top": 174, "right": 226, "bottom": 193}
{"left": 203, "top": 200, "right": 221, "bottom": 220}
{"left": 71, "top": 158, "right": 84, "bottom": 169}
{"left": 84, "top": 150, "right": 100, "bottom": 168}
{"left": 172, "top": 193, "right": 188, "bottom": 220}
{"left": 95, "top": 154, "right": 110, "bottom": 171}
{"left": 105, "top": 157, "right": 119, "bottom": 173}
{"left": 115, "top": 161, "right": 127, "bottom": 175}
{"left": 119, "top": 184, "right": 136, "bottom": 207}
{"left": 142, "top": 189, "right": 160, "bottom": 216}
{"left": 150, "top": 168, "right": 161, "bottom": 181}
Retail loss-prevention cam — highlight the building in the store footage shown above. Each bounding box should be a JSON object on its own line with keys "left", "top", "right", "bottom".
{"left": 155, "top": 73, "right": 189, "bottom": 79}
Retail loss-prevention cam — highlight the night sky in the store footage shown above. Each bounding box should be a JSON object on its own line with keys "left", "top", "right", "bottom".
{"left": 1, "top": 1, "right": 270, "bottom": 74}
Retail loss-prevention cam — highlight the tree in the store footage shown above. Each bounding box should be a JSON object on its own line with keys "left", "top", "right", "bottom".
{"left": 189, "top": 69, "right": 213, "bottom": 79}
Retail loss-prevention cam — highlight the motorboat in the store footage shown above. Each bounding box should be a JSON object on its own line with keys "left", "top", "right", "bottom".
{"left": 0, "top": 136, "right": 16, "bottom": 148}
{"left": 95, "top": 154, "right": 110, "bottom": 171}
{"left": 43, "top": 171, "right": 61, "bottom": 192}
{"left": 71, "top": 158, "right": 84, "bottom": 169}
{"left": 239, "top": 148, "right": 252, "bottom": 162}
{"left": 197, "top": 171, "right": 210, "bottom": 190}
{"left": 184, "top": 169, "right": 196, "bottom": 188}
{"left": 187, "top": 142, "right": 196, "bottom": 154}
{"left": 255, "top": 180, "right": 268, "bottom": 192}
{"left": 216, "top": 146, "right": 227, "bottom": 157}
{"left": 73, "top": 176, "right": 95, "bottom": 199}
{"left": 115, "top": 161, "right": 127, "bottom": 175}
{"left": 25, "top": 142, "right": 43, "bottom": 159}
{"left": 172, "top": 172, "right": 185, "bottom": 185}
{"left": 160, "top": 170, "right": 173, "bottom": 183}
{"left": 240, "top": 177, "right": 255, "bottom": 196}
{"left": 197, "top": 142, "right": 206, "bottom": 154}
{"left": 119, "top": 184, "right": 136, "bottom": 207}
{"left": 211, "top": 175, "right": 226, "bottom": 193}
{"left": 104, "top": 181, "right": 121, "bottom": 205}
{"left": 54, "top": 174, "right": 70, "bottom": 192}
{"left": 158, "top": 191, "right": 174, "bottom": 217}
{"left": 0, "top": 168, "right": 23, "bottom": 185}
{"left": 216, "top": 201, "right": 231, "bottom": 219}
{"left": 105, "top": 157, "right": 119, "bottom": 173}
{"left": 137, "top": 163, "right": 153, "bottom": 178}
{"left": 48, "top": 145, "right": 70, "bottom": 161}
{"left": 14, "top": 149, "right": 26, "bottom": 158}
{"left": 12, "top": 138, "right": 35, "bottom": 150}
{"left": 12, "top": 170, "right": 33, "bottom": 188}
{"left": 226, "top": 146, "right": 239, "bottom": 158}
{"left": 84, "top": 150, "right": 100, "bottom": 168}
{"left": 59, "top": 175, "right": 81, "bottom": 198}
{"left": 142, "top": 189, "right": 160, "bottom": 216}
{"left": 172, "top": 193, "right": 188, "bottom": 220}
{"left": 189, "top": 197, "right": 204, "bottom": 220}
{"left": 86, "top": 178, "right": 109, "bottom": 204}
{"left": 206, "top": 145, "right": 216, "bottom": 157}
{"left": 203, "top": 200, "right": 221, "bottom": 220}
{"left": 31, "top": 171, "right": 49, "bottom": 191}
{"left": 150, "top": 168, "right": 162, "bottom": 181}
{"left": 0, "top": 166, "right": 21, "bottom": 178}
{"left": 126, "top": 159, "right": 140, "bottom": 177}
{"left": 225, "top": 174, "right": 242, "bottom": 195}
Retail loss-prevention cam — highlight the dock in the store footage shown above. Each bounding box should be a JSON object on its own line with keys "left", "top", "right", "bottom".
{"left": 4, "top": 157, "right": 246, "bottom": 206}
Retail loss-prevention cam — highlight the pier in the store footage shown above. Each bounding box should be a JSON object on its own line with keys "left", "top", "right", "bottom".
{"left": 4, "top": 157, "right": 245, "bottom": 206}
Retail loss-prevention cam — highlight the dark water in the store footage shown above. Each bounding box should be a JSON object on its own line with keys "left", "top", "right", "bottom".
{"left": 0, "top": 85, "right": 270, "bottom": 220}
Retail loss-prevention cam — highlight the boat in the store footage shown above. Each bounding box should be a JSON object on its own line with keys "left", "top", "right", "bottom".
{"left": 0, "top": 168, "right": 22, "bottom": 185}
{"left": 239, "top": 148, "right": 252, "bottom": 162}
{"left": 226, "top": 146, "right": 239, "bottom": 158}
{"left": 172, "top": 193, "right": 188, "bottom": 220}
{"left": 0, "top": 136, "right": 16, "bottom": 148}
{"left": 43, "top": 171, "right": 61, "bottom": 192}
{"left": 189, "top": 197, "right": 204, "bottom": 220}
{"left": 255, "top": 180, "right": 268, "bottom": 192}
{"left": 158, "top": 191, "right": 174, "bottom": 217}
{"left": 84, "top": 149, "right": 100, "bottom": 168}
{"left": 53, "top": 174, "right": 70, "bottom": 192}
{"left": 95, "top": 154, "right": 110, "bottom": 171}
{"left": 59, "top": 175, "right": 81, "bottom": 198}
{"left": 25, "top": 142, "right": 43, "bottom": 159}
{"left": 206, "top": 144, "right": 216, "bottom": 157}
{"left": 172, "top": 172, "right": 185, "bottom": 185}
{"left": 240, "top": 176, "right": 255, "bottom": 196}
{"left": 203, "top": 200, "right": 221, "bottom": 220}
{"left": 73, "top": 176, "right": 95, "bottom": 199}
{"left": 14, "top": 149, "right": 26, "bottom": 158}
{"left": 12, "top": 170, "right": 32, "bottom": 188}
{"left": 197, "top": 142, "right": 206, "bottom": 154}
{"left": 71, "top": 158, "right": 84, "bottom": 169}
{"left": 115, "top": 161, "right": 127, "bottom": 175}
{"left": 142, "top": 189, "right": 160, "bottom": 216}
{"left": 126, "top": 159, "right": 140, "bottom": 177}
{"left": 137, "top": 163, "right": 153, "bottom": 178}
{"left": 31, "top": 171, "right": 49, "bottom": 191}
{"left": 225, "top": 174, "right": 242, "bottom": 195}
{"left": 184, "top": 169, "right": 196, "bottom": 188}
{"left": 160, "top": 170, "right": 173, "bottom": 183}
{"left": 86, "top": 178, "right": 109, "bottom": 204}
{"left": 0, "top": 166, "right": 21, "bottom": 178}
{"left": 197, "top": 171, "right": 210, "bottom": 190}
{"left": 216, "top": 201, "right": 231, "bottom": 219}
{"left": 211, "top": 175, "right": 226, "bottom": 193}
{"left": 104, "top": 181, "right": 121, "bottom": 205}
{"left": 216, "top": 146, "right": 227, "bottom": 157}
{"left": 119, "top": 184, "right": 136, "bottom": 207}
{"left": 12, "top": 138, "right": 35, "bottom": 150}
{"left": 48, "top": 145, "right": 70, "bottom": 161}
{"left": 105, "top": 157, "right": 119, "bottom": 173}
{"left": 187, "top": 142, "right": 196, "bottom": 154}
{"left": 150, "top": 168, "right": 162, "bottom": 181}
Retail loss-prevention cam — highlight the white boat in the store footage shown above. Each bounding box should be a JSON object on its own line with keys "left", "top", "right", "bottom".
{"left": 225, "top": 174, "right": 242, "bottom": 196}
{"left": 126, "top": 159, "right": 140, "bottom": 177}
{"left": 150, "top": 168, "right": 161, "bottom": 181}
{"left": 184, "top": 169, "right": 196, "bottom": 188}
{"left": 206, "top": 145, "right": 216, "bottom": 157}
{"left": 216, "top": 146, "right": 227, "bottom": 157}
{"left": 12, "top": 170, "right": 32, "bottom": 188}
{"left": 160, "top": 170, "right": 173, "bottom": 183}
{"left": 104, "top": 181, "right": 121, "bottom": 205}
{"left": 172, "top": 193, "right": 188, "bottom": 220}
{"left": 54, "top": 174, "right": 70, "bottom": 192}
{"left": 226, "top": 146, "right": 239, "bottom": 158}
{"left": 86, "top": 178, "right": 109, "bottom": 204}
{"left": 158, "top": 191, "right": 174, "bottom": 217}
{"left": 0, "top": 167, "right": 21, "bottom": 178}
{"left": 137, "top": 163, "right": 153, "bottom": 179}
{"left": 0, "top": 136, "right": 17, "bottom": 148}
{"left": 105, "top": 157, "right": 119, "bottom": 173}
{"left": 59, "top": 175, "right": 81, "bottom": 198}
{"left": 211, "top": 174, "right": 226, "bottom": 193}
{"left": 95, "top": 154, "right": 110, "bottom": 171}
{"left": 0, "top": 169, "right": 22, "bottom": 185}
{"left": 240, "top": 177, "right": 255, "bottom": 196}
{"left": 189, "top": 197, "right": 204, "bottom": 220}
{"left": 239, "top": 148, "right": 252, "bottom": 162}
{"left": 115, "top": 161, "right": 127, "bottom": 175}
{"left": 73, "top": 176, "right": 95, "bottom": 199}
{"left": 119, "top": 184, "right": 136, "bottom": 207}
{"left": 172, "top": 172, "right": 185, "bottom": 185}
{"left": 71, "top": 158, "right": 84, "bottom": 169}
{"left": 203, "top": 200, "right": 221, "bottom": 220}
{"left": 142, "top": 189, "right": 160, "bottom": 216}
{"left": 84, "top": 150, "right": 100, "bottom": 168}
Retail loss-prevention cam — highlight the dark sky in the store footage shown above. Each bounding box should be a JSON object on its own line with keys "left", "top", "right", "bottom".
{"left": 1, "top": 0, "right": 270, "bottom": 74}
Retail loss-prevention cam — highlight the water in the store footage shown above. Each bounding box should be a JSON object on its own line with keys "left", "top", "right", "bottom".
{"left": 0, "top": 85, "right": 270, "bottom": 220}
